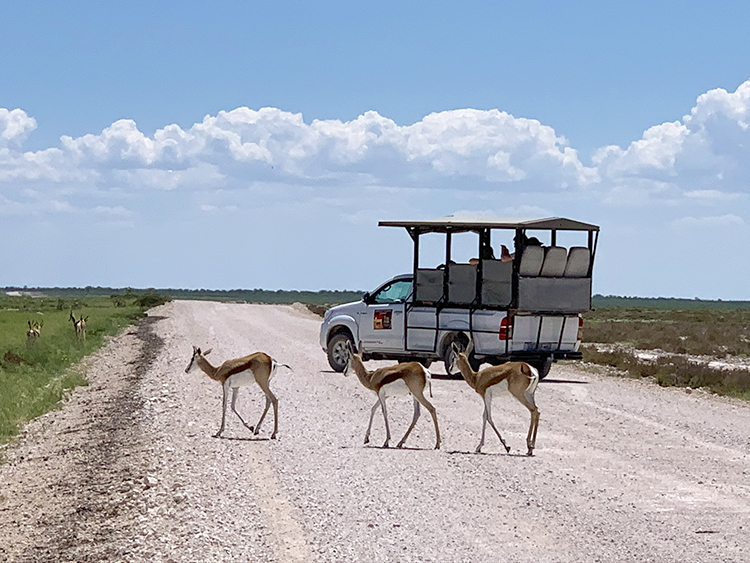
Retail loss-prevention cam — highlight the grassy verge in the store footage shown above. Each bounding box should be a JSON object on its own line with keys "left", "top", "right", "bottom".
{"left": 0, "top": 292, "right": 170, "bottom": 446}
{"left": 582, "top": 306, "right": 750, "bottom": 399}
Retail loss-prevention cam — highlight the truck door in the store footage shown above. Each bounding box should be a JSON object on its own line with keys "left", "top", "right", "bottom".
{"left": 359, "top": 279, "right": 412, "bottom": 352}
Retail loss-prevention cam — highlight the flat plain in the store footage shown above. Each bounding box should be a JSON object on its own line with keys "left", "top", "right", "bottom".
{"left": 0, "top": 301, "right": 748, "bottom": 562}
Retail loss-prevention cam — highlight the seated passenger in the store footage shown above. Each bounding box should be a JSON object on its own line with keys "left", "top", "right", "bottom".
{"left": 500, "top": 244, "right": 514, "bottom": 262}
{"left": 469, "top": 245, "right": 495, "bottom": 265}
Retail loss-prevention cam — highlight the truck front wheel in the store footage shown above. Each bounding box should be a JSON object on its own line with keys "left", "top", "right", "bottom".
{"left": 327, "top": 333, "right": 354, "bottom": 372}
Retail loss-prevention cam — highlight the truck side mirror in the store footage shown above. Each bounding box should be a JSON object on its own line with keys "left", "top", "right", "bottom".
{"left": 362, "top": 292, "right": 371, "bottom": 303}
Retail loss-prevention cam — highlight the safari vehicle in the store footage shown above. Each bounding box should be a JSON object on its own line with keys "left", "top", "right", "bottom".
{"left": 320, "top": 216, "right": 599, "bottom": 379}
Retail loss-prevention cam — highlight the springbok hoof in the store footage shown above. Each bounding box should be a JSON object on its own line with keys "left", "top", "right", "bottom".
{"left": 505, "top": 446, "right": 511, "bottom": 453}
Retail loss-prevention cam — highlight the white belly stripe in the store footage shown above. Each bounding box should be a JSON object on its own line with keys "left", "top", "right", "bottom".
{"left": 486, "top": 379, "right": 510, "bottom": 401}
{"left": 380, "top": 379, "right": 411, "bottom": 397}
{"left": 228, "top": 369, "right": 257, "bottom": 387}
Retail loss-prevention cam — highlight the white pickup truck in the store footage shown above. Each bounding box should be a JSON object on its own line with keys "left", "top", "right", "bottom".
{"left": 320, "top": 217, "right": 599, "bottom": 379}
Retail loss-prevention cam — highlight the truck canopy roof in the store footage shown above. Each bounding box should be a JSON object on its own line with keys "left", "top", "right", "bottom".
{"left": 379, "top": 215, "right": 599, "bottom": 234}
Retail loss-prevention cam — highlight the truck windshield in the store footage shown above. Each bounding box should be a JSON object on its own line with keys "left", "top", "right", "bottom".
{"left": 372, "top": 280, "right": 413, "bottom": 304}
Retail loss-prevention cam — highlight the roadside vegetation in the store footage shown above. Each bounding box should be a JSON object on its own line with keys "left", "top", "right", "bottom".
{"left": 0, "top": 291, "right": 170, "bottom": 446}
{"left": 582, "top": 299, "right": 750, "bottom": 399}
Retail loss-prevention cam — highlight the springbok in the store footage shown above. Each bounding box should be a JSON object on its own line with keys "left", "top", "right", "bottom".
{"left": 451, "top": 342, "right": 540, "bottom": 456}
{"left": 343, "top": 341, "right": 440, "bottom": 449}
{"left": 184, "top": 346, "right": 290, "bottom": 439}
{"left": 26, "top": 320, "right": 43, "bottom": 342}
{"left": 70, "top": 311, "right": 87, "bottom": 340}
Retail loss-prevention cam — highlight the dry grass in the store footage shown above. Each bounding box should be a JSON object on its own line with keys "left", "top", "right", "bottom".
{"left": 581, "top": 306, "right": 750, "bottom": 398}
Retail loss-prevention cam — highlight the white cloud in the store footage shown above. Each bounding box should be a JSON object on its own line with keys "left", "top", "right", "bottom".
{"left": 93, "top": 205, "right": 132, "bottom": 217}
{"left": 593, "top": 79, "right": 750, "bottom": 202}
{"left": 0, "top": 108, "right": 36, "bottom": 147}
{"left": 2, "top": 80, "right": 750, "bottom": 224}
{"left": 0, "top": 106, "right": 596, "bottom": 193}
{"left": 669, "top": 213, "right": 746, "bottom": 232}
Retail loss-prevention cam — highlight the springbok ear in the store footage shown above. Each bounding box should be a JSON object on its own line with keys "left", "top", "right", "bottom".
{"left": 451, "top": 342, "right": 461, "bottom": 354}
{"left": 466, "top": 340, "right": 475, "bottom": 356}
{"left": 203, "top": 348, "right": 212, "bottom": 356}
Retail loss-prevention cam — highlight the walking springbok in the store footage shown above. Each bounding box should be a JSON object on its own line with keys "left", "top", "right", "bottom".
{"left": 69, "top": 312, "right": 87, "bottom": 340}
{"left": 451, "top": 342, "right": 540, "bottom": 456}
{"left": 26, "top": 320, "right": 43, "bottom": 342}
{"left": 184, "top": 346, "right": 291, "bottom": 439}
{"left": 343, "top": 341, "right": 440, "bottom": 449}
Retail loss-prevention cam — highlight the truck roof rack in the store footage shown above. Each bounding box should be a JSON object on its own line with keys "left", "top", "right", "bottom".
{"left": 379, "top": 216, "right": 599, "bottom": 234}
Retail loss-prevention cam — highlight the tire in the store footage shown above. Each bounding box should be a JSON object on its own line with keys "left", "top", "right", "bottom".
{"left": 442, "top": 335, "right": 480, "bottom": 378}
{"left": 327, "top": 333, "right": 354, "bottom": 372}
{"left": 528, "top": 356, "right": 553, "bottom": 380}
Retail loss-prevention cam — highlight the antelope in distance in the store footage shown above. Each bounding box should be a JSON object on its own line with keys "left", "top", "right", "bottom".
{"left": 343, "top": 341, "right": 440, "bottom": 450}
{"left": 70, "top": 311, "right": 87, "bottom": 340}
{"left": 26, "top": 320, "right": 43, "bottom": 343}
{"left": 184, "top": 346, "right": 291, "bottom": 439}
{"left": 451, "top": 342, "right": 540, "bottom": 456}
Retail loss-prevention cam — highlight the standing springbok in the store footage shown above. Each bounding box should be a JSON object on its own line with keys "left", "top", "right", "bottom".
{"left": 451, "top": 342, "right": 540, "bottom": 456}
{"left": 26, "top": 320, "right": 43, "bottom": 342}
{"left": 343, "top": 341, "right": 440, "bottom": 450}
{"left": 184, "top": 346, "right": 290, "bottom": 439}
{"left": 70, "top": 311, "right": 87, "bottom": 340}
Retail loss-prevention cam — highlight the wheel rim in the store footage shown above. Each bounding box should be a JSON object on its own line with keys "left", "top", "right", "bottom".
{"left": 332, "top": 339, "right": 351, "bottom": 366}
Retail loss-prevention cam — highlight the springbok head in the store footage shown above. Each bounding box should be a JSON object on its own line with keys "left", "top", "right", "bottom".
{"left": 185, "top": 346, "right": 212, "bottom": 373}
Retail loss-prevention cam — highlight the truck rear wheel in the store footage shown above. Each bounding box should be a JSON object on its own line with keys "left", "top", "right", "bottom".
{"left": 443, "top": 336, "right": 481, "bottom": 378}
{"left": 528, "top": 356, "right": 553, "bottom": 380}
{"left": 327, "top": 333, "right": 354, "bottom": 372}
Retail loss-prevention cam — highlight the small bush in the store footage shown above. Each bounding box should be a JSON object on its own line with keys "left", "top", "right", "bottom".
{"left": 133, "top": 292, "right": 170, "bottom": 308}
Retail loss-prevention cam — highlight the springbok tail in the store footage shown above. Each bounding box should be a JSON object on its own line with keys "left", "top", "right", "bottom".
{"left": 525, "top": 364, "right": 540, "bottom": 401}
{"left": 424, "top": 366, "right": 434, "bottom": 398}
{"left": 272, "top": 359, "right": 293, "bottom": 375}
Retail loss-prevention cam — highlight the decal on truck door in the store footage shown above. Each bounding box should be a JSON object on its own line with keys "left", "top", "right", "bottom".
{"left": 373, "top": 309, "right": 393, "bottom": 330}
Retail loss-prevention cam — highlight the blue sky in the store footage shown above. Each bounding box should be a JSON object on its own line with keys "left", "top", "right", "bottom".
{"left": 2, "top": 1, "right": 750, "bottom": 299}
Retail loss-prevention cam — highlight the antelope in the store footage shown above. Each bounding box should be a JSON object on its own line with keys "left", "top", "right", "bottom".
{"left": 343, "top": 341, "right": 440, "bottom": 450}
{"left": 451, "top": 342, "right": 540, "bottom": 456}
{"left": 26, "top": 320, "right": 43, "bottom": 342}
{"left": 70, "top": 311, "right": 87, "bottom": 340}
{"left": 184, "top": 346, "right": 290, "bottom": 439}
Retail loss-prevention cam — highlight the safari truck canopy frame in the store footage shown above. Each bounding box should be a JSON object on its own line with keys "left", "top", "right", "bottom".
{"left": 377, "top": 216, "right": 599, "bottom": 366}
{"left": 379, "top": 216, "right": 599, "bottom": 312}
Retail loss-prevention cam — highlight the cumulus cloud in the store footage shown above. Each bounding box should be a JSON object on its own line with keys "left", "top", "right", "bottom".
{"left": 0, "top": 106, "right": 596, "bottom": 193}
{"left": 0, "top": 108, "right": 36, "bottom": 147}
{"left": 2, "top": 80, "right": 750, "bottom": 217}
{"left": 594, "top": 79, "right": 750, "bottom": 200}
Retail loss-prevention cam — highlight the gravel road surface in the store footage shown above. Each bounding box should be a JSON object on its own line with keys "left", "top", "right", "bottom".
{"left": 1, "top": 301, "right": 749, "bottom": 562}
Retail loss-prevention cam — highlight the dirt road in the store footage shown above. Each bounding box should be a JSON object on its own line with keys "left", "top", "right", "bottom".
{"left": 1, "top": 301, "right": 749, "bottom": 562}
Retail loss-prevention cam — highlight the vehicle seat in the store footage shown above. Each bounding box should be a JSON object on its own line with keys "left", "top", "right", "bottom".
{"left": 519, "top": 245, "right": 544, "bottom": 277}
{"left": 540, "top": 246, "right": 568, "bottom": 277}
{"left": 563, "top": 247, "right": 591, "bottom": 277}
{"left": 415, "top": 269, "right": 444, "bottom": 302}
{"left": 448, "top": 264, "right": 476, "bottom": 304}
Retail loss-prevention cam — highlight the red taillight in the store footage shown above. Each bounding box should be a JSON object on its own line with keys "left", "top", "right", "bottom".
{"left": 499, "top": 316, "right": 513, "bottom": 340}
{"left": 577, "top": 316, "right": 583, "bottom": 340}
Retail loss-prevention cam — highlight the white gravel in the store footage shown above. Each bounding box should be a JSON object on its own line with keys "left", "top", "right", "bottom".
{"left": 1, "top": 300, "right": 749, "bottom": 562}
